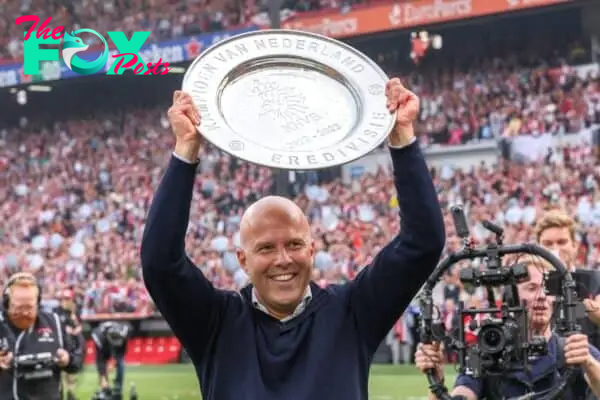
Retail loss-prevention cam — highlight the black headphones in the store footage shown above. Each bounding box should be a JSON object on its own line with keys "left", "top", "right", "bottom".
{"left": 2, "top": 272, "right": 42, "bottom": 310}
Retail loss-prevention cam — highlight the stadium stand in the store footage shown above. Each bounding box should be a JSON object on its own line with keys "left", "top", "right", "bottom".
{"left": 0, "top": 0, "right": 364, "bottom": 62}
{"left": 0, "top": 0, "right": 599, "bottom": 368}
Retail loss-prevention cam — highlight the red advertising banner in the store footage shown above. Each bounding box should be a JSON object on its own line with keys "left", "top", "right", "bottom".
{"left": 281, "top": 0, "right": 571, "bottom": 39}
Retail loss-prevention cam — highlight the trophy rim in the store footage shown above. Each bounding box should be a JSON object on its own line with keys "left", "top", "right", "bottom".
{"left": 182, "top": 29, "right": 396, "bottom": 171}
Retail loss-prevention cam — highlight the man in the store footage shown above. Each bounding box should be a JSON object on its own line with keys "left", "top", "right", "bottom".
{"left": 91, "top": 320, "right": 131, "bottom": 399}
{"left": 54, "top": 290, "right": 84, "bottom": 400}
{"left": 415, "top": 256, "right": 600, "bottom": 400}
{"left": 535, "top": 210, "right": 600, "bottom": 348}
{"left": 535, "top": 209, "right": 579, "bottom": 272}
{"left": 141, "top": 78, "right": 445, "bottom": 399}
{"left": 0, "top": 272, "right": 83, "bottom": 400}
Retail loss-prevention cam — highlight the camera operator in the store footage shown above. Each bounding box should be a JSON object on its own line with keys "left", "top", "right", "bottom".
{"left": 54, "top": 289, "right": 84, "bottom": 400}
{"left": 0, "top": 272, "right": 83, "bottom": 400}
{"left": 91, "top": 320, "right": 131, "bottom": 398}
{"left": 415, "top": 256, "right": 600, "bottom": 400}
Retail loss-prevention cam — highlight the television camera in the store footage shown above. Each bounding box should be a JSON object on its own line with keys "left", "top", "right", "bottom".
{"left": 13, "top": 352, "right": 56, "bottom": 380}
{"left": 418, "top": 205, "right": 582, "bottom": 400}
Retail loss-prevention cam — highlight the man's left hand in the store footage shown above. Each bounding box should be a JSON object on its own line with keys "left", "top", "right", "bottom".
{"left": 565, "top": 333, "right": 593, "bottom": 366}
{"left": 55, "top": 348, "right": 70, "bottom": 368}
{"left": 385, "top": 78, "right": 419, "bottom": 147}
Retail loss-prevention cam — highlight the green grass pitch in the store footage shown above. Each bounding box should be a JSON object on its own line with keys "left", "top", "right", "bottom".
{"left": 73, "top": 364, "right": 457, "bottom": 399}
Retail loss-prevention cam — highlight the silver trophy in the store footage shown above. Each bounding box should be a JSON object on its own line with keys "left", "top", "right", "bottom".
{"left": 182, "top": 29, "right": 395, "bottom": 170}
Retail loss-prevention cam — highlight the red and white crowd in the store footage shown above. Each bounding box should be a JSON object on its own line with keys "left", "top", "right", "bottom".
{"left": 0, "top": 0, "right": 351, "bottom": 61}
{"left": 0, "top": 0, "right": 599, "bottom": 321}
{"left": 0, "top": 99, "right": 597, "bottom": 319}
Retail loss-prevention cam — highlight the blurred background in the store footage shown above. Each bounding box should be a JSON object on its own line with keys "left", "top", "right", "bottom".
{"left": 1, "top": 0, "right": 600, "bottom": 398}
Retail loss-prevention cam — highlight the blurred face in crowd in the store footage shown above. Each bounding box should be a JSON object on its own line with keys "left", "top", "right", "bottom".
{"left": 237, "top": 196, "right": 314, "bottom": 319}
{"left": 61, "top": 294, "right": 75, "bottom": 311}
{"left": 8, "top": 284, "right": 39, "bottom": 330}
{"left": 517, "top": 264, "right": 554, "bottom": 334}
{"left": 538, "top": 226, "right": 577, "bottom": 269}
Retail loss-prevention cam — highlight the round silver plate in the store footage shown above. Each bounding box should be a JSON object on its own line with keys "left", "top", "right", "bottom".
{"left": 182, "top": 29, "right": 395, "bottom": 170}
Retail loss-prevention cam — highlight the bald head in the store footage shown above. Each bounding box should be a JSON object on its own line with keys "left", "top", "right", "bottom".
{"left": 236, "top": 196, "right": 315, "bottom": 318}
{"left": 239, "top": 196, "right": 309, "bottom": 249}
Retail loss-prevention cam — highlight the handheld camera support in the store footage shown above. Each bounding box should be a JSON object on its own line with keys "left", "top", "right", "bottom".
{"left": 418, "top": 205, "right": 581, "bottom": 400}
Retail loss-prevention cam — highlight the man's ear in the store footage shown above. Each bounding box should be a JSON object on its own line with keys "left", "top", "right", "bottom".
{"left": 237, "top": 248, "right": 248, "bottom": 273}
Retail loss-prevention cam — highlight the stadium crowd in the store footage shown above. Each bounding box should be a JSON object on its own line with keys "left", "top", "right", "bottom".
{"left": 0, "top": 0, "right": 354, "bottom": 61}
{"left": 0, "top": 92, "right": 598, "bottom": 320}
{"left": 401, "top": 40, "right": 600, "bottom": 147}
{"left": 0, "top": 0, "right": 599, "bottom": 332}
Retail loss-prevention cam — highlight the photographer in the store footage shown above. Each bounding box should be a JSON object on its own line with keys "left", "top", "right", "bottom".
{"left": 0, "top": 272, "right": 83, "bottom": 400}
{"left": 91, "top": 320, "right": 131, "bottom": 398}
{"left": 54, "top": 289, "right": 84, "bottom": 400}
{"left": 415, "top": 256, "right": 600, "bottom": 400}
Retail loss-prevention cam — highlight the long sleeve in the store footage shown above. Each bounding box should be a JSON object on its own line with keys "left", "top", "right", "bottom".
{"left": 350, "top": 141, "right": 445, "bottom": 353}
{"left": 141, "top": 155, "right": 226, "bottom": 359}
{"left": 58, "top": 314, "right": 83, "bottom": 374}
{"left": 62, "top": 330, "right": 84, "bottom": 374}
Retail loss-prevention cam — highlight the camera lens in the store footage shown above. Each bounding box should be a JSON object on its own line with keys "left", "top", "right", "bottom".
{"left": 479, "top": 325, "right": 505, "bottom": 354}
{"left": 486, "top": 330, "right": 501, "bottom": 346}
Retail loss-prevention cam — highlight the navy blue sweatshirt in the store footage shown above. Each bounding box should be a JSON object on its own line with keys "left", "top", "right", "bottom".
{"left": 141, "top": 142, "right": 445, "bottom": 400}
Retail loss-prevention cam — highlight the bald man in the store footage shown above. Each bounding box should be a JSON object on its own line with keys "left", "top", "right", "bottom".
{"left": 141, "top": 79, "right": 445, "bottom": 400}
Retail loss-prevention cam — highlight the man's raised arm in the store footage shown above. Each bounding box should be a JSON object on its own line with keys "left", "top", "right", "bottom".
{"left": 141, "top": 91, "right": 226, "bottom": 357}
{"left": 351, "top": 79, "right": 445, "bottom": 352}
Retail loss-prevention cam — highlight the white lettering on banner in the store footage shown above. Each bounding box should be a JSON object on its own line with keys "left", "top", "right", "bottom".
{"left": 138, "top": 44, "right": 185, "bottom": 64}
{"left": 40, "top": 61, "right": 61, "bottom": 81}
{"left": 284, "top": 18, "right": 358, "bottom": 37}
{"left": 0, "top": 70, "right": 18, "bottom": 86}
{"left": 210, "top": 32, "right": 238, "bottom": 45}
{"left": 403, "top": 0, "right": 473, "bottom": 25}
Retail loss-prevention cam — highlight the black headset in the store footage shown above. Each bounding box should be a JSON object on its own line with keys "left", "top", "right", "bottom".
{"left": 2, "top": 272, "right": 42, "bottom": 310}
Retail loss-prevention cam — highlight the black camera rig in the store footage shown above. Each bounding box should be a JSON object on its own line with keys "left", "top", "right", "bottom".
{"left": 14, "top": 352, "right": 56, "bottom": 380}
{"left": 419, "top": 205, "right": 581, "bottom": 400}
{"left": 91, "top": 384, "right": 138, "bottom": 400}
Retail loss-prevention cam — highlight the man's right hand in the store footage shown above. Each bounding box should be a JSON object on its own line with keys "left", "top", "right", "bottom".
{"left": 584, "top": 295, "right": 600, "bottom": 326}
{"left": 168, "top": 90, "right": 202, "bottom": 162}
{"left": 415, "top": 342, "right": 444, "bottom": 381}
{"left": 0, "top": 352, "right": 13, "bottom": 370}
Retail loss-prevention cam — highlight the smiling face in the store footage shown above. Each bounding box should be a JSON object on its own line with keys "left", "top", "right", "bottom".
{"left": 8, "top": 284, "right": 39, "bottom": 330}
{"left": 237, "top": 196, "right": 314, "bottom": 319}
